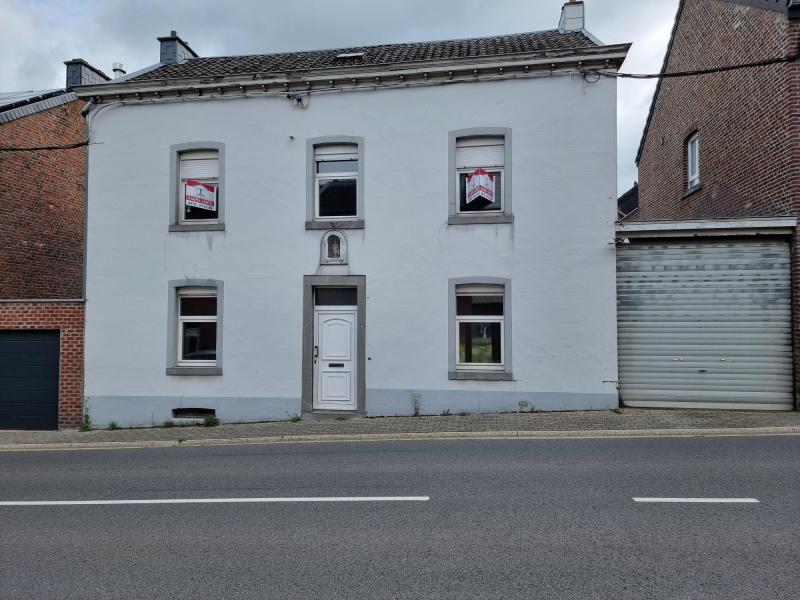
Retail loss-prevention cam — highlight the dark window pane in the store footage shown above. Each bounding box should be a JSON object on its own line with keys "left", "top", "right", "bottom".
{"left": 315, "top": 287, "right": 357, "bottom": 306}
{"left": 182, "top": 179, "right": 219, "bottom": 221}
{"left": 317, "top": 159, "right": 358, "bottom": 174}
{"left": 319, "top": 178, "right": 357, "bottom": 217}
{"left": 180, "top": 296, "right": 217, "bottom": 316}
{"left": 459, "top": 171, "right": 502, "bottom": 212}
{"left": 456, "top": 295, "right": 503, "bottom": 316}
{"left": 459, "top": 322, "right": 502, "bottom": 364}
{"left": 182, "top": 322, "right": 217, "bottom": 361}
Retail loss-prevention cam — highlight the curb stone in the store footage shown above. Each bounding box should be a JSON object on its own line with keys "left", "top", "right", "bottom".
{"left": 0, "top": 426, "right": 799, "bottom": 452}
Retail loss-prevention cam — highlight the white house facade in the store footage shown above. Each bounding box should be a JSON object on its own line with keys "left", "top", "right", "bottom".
{"left": 78, "top": 2, "right": 630, "bottom": 426}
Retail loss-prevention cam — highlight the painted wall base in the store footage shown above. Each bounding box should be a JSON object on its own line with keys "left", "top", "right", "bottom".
{"left": 86, "top": 396, "right": 301, "bottom": 428}
{"left": 366, "top": 389, "right": 619, "bottom": 417}
{"left": 87, "top": 390, "right": 617, "bottom": 428}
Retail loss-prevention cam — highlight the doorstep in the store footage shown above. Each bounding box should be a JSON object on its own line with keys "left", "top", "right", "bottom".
{"left": 302, "top": 410, "right": 365, "bottom": 421}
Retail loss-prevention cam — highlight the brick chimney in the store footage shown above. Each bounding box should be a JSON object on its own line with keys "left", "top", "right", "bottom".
{"left": 559, "top": 0, "right": 585, "bottom": 32}
{"left": 157, "top": 31, "right": 198, "bottom": 65}
{"left": 64, "top": 59, "right": 111, "bottom": 89}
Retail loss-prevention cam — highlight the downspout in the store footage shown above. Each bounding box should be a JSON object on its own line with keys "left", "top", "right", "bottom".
{"left": 80, "top": 97, "right": 95, "bottom": 425}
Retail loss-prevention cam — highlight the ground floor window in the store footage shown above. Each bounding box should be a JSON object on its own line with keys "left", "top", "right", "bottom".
{"left": 177, "top": 288, "right": 218, "bottom": 366}
{"left": 455, "top": 284, "right": 504, "bottom": 371}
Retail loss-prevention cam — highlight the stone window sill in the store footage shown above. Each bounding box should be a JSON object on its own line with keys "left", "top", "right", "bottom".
{"left": 448, "top": 371, "right": 513, "bottom": 381}
{"left": 681, "top": 183, "right": 703, "bottom": 200}
{"left": 169, "top": 223, "right": 226, "bottom": 232}
{"left": 448, "top": 214, "right": 514, "bottom": 225}
{"left": 166, "top": 367, "right": 223, "bottom": 376}
{"left": 305, "top": 220, "right": 365, "bottom": 230}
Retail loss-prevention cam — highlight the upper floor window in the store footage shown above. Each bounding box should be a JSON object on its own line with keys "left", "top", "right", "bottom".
{"left": 687, "top": 132, "right": 700, "bottom": 190}
{"left": 179, "top": 150, "right": 219, "bottom": 224}
{"left": 315, "top": 144, "right": 359, "bottom": 219}
{"left": 456, "top": 136, "right": 504, "bottom": 214}
{"left": 448, "top": 129, "right": 512, "bottom": 225}
{"left": 170, "top": 142, "right": 225, "bottom": 232}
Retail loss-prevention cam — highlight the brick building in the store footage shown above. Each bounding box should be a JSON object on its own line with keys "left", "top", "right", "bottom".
{"left": 0, "top": 60, "right": 108, "bottom": 429}
{"left": 616, "top": 0, "right": 800, "bottom": 410}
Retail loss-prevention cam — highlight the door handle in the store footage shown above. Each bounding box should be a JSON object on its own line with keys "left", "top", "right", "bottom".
{"left": 314, "top": 345, "right": 319, "bottom": 359}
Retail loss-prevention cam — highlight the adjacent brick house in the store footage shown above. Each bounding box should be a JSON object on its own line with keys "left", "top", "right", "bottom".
{"left": 635, "top": 0, "right": 798, "bottom": 220}
{"left": 0, "top": 60, "right": 108, "bottom": 428}
{"left": 616, "top": 0, "right": 800, "bottom": 410}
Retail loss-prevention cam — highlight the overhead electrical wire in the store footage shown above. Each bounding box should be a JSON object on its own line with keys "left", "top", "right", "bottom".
{"left": 3, "top": 47, "right": 800, "bottom": 151}
{"left": 0, "top": 139, "right": 90, "bottom": 152}
{"left": 589, "top": 45, "right": 800, "bottom": 80}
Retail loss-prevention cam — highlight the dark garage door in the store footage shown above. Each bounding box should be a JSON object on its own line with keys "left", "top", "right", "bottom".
{"left": 0, "top": 331, "right": 59, "bottom": 430}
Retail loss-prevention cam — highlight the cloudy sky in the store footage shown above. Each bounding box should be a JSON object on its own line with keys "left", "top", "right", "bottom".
{"left": 0, "top": 0, "right": 680, "bottom": 191}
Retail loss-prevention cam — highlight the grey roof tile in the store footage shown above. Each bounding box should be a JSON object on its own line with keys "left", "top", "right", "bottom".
{"left": 129, "top": 29, "right": 598, "bottom": 82}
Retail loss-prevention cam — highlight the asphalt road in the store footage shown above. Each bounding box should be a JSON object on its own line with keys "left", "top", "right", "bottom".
{"left": 1, "top": 436, "right": 798, "bottom": 599}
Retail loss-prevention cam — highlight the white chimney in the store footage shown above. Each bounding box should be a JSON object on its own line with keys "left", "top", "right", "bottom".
{"left": 559, "top": 0, "right": 585, "bottom": 32}
{"left": 112, "top": 63, "right": 126, "bottom": 79}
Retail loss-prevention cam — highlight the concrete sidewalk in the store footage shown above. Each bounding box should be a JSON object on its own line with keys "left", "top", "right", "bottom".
{"left": 1, "top": 408, "right": 799, "bottom": 451}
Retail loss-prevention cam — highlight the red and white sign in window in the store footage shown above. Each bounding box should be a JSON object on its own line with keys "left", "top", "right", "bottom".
{"left": 465, "top": 168, "right": 495, "bottom": 205}
{"left": 184, "top": 179, "right": 217, "bottom": 212}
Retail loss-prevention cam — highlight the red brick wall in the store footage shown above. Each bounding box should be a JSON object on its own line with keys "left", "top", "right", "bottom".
{"left": 0, "top": 302, "right": 85, "bottom": 428}
{"left": 0, "top": 100, "right": 86, "bottom": 299}
{"left": 636, "top": 0, "right": 795, "bottom": 221}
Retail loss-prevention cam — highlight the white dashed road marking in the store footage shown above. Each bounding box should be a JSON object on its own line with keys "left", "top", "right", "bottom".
{"left": 0, "top": 496, "right": 430, "bottom": 507}
{"left": 633, "top": 498, "right": 759, "bottom": 504}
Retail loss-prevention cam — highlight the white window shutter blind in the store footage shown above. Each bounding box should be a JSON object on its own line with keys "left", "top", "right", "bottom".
{"left": 315, "top": 144, "right": 358, "bottom": 161}
{"left": 180, "top": 151, "right": 219, "bottom": 180}
{"left": 456, "top": 284, "right": 504, "bottom": 295}
{"left": 456, "top": 137, "right": 505, "bottom": 169}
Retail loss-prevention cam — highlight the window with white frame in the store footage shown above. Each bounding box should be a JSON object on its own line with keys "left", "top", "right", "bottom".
{"left": 315, "top": 144, "right": 359, "bottom": 219}
{"left": 456, "top": 136, "right": 504, "bottom": 214}
{"left": 177, "top": 288, "right": 218, "bottom": 366}
{"left": 455, "top": 284, "right": 504, "bottom": 370}
{"left": 687, "top": 132, "right": 700, "bottom": 189}
{"left": 179, "top": 150, "right": 220, "bottom": 223}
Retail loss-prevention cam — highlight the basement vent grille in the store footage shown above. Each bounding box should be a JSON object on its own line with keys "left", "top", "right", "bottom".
{"left": 172, "top": 408, "right": 216, "bottom": 419}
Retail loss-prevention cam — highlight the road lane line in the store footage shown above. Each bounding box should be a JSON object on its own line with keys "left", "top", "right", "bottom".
{"left": 0, "top": 496, "right": 430, "bottom": 507}
{"left": 633, "top": 498, "right": 759, "bottom": 504}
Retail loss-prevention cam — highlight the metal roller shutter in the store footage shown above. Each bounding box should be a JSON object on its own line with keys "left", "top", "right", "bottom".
{"left": 0, "top": 331, "right": 60, "bottom": 429}
{"left": 617, "top": 239, "right": 793, "bottom": 410}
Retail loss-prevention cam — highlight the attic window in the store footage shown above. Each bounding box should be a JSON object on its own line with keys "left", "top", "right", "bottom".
{"left": 335, "top": 52, "right": 365, "bottom": 60}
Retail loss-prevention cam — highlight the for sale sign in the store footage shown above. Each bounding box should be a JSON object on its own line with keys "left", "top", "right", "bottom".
{"left": 466, "top": 168, "right": 495, "bottom": 205}
{"left": 184, "top": 180, "right": 217, "bottom": 212}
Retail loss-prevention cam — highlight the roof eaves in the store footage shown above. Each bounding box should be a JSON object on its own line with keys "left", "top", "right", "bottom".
{"left": 0, "top": 90, "right": 76, "bottom": 124}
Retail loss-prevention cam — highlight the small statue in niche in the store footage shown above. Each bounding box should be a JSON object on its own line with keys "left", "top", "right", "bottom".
{"left": 327, "top": 234, "right": 341, "bottom": 259}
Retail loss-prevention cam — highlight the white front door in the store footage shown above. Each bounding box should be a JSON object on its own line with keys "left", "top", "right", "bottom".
{"left": 313, "top": 308, "right": 357, "bottom": 410}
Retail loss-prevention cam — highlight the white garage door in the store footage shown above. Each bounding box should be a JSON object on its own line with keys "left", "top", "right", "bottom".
{"left": 617, "top": 239, "right": 794, "bottom": 410}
